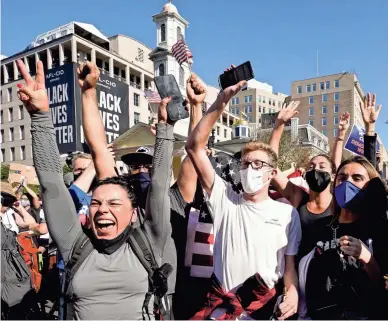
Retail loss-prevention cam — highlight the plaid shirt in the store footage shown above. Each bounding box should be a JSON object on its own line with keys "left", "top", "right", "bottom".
{"left": 191, "top": 273, "right": 276, "bottom": 320}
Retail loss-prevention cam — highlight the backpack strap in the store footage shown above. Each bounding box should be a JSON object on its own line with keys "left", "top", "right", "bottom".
{"left": 63, "top": 231, "right": 94, "bottom": 320}
{"left": 128, "top": 227, "right": 173, "bottom": 320}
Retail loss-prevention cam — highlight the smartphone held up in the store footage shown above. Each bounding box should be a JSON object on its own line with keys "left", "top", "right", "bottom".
{"left": 219, "top": 61, "right": 254, "bottom": 90}
{"left": 154, "top": 74, "right": 189, "bottom": 122}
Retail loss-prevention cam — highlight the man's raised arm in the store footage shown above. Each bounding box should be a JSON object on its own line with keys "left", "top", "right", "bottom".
{"left": 176, "top": 74, "right": 206, "bottom": 203}
{"left": 77, "top": 62, "right": 116, "bottom": 179}
{"left": 186, "top": 66, "right": 246, "bottom": 196}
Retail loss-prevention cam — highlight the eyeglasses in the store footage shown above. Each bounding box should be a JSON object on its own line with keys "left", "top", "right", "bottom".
{"left": 240, "top": 160, "right": 273, "bottom": 171}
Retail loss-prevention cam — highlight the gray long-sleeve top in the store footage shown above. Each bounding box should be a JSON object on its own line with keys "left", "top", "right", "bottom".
{"left": 31, "top": 111, "right": 174, "bottom": 320}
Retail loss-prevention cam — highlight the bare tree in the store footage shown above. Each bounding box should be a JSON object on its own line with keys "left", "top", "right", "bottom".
{"left": 250, "top": 127, "right": 313, "bottom": 171}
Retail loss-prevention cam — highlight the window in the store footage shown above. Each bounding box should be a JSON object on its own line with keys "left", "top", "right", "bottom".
{"left": 334, "top": 116, "right": 339, "bottom": 125}
{"left": 306, "top": 84, "right": 311, "bottom": 93}
{"left": 334, "top": 104, "right": 339, "bottom": 113}
{"left": 263, "top": 107, "right": 266, "bottom": 113}
{"left": 0, "top": 129, "right": 3, "bottom": 143}
{"left": 10, "top": 147, "right": 14, "bottom": 161}
{"left": 179, "top": 67, "right": 184, "bottom": 86}
{"left": 7, "top": 88, "right": 12, "bottom": 102}
{"left": 0, "top": 110, "right": 3, "bottom": 124}
{"left": 19, "top": 105, "right": 24, "bottom": 120}
{"left": 322, "top": 94, "right": 327, "bottom": 102}
{"left": 320, "top": 82, "right": 325, "bottom": 90}
{"left": 325, "top": 81, "right": 330, "bottom": 89}
{"left": 334, "top": 92, "right": 339, "bottom": 101}
{"left": 158, "top": 63, "right": 165, "bottom": 76}
{"left": 322, "top": 106, "right": 327, "bottom": 114}
{"left": 309, "top": 107, "right": 314, "bottom": 116}
{"left": 224, "top": 129, "right": 227, "bottom": 138}
{"left": 309, "top": 96, "right": 314, "bottom": 104}
{"left": 334, "top": 128, "right": 338, "bottom": 137}
{"left": 134, "top": 112, "right": 140, "bottom": 124}
{"left": 8, "top": 107, "right": 13, "bottom": 122}
{"left": 263, "top": 97, "right": 266, "bottom": 103}
{"left": 258, "top": 96, "right": 262, "bottom": 102}
{"left": 309, "top": 119, "right": 314, "bottom": 126}
{"left": 232, "top": 97, "right": 240, "bottom": 105}
{"left": 137, "top": 48, "right": 144, "bottom": 63}
{"left": 334, "top": 80, "right": 339, "bottom": 88}
{"left": 322, "top": 118, "right": 327, "bottom": 126}
{"left": 9, "top": 128, "right": 14, "bottom": 141}
{"left": 161, "top": 24, "right": 166, "bottom": 42}
{"left": 322, "top": 129, "right": 328, "bottom": 137}
{"left": 216, "top": 126, "right": 220, "bottom": 136}
{"left": 1, "top": 149, "right": 4, "bottom": 162}
{"left": 258, "top": 105, "right": 262, "bottom": 113}
{"left": 235, "top": 107, "right": 240, "bottom": 114}
{"left": 312, "top": 83, "right": 317, "bottom": 92}
{"left": 177, "top": 26, "right": 183, "bottom": 41}
{"left": 268, "top": 98, "right": 272, "bottom": 105}
{"left": 20, "top": 126, "right": 25, "bottom": 140}
{"left": 297, "top": 86, "right": 302, "bottom": 94}
{"left": 248, "top": 116, "right": 253, "bottom": 122}
{"left": 20, "top": 146, "right": 25, "bottom": 160}
{"left": 134, "top": 93, "right": 140, "bottom": 106}
{"left": 231, "top": 107, "right": 235, "bottom": 114}
{"left": 244, "top": 95, "right": 253, "bottom": 103}
{"left": 244, "top": 105, "right": 253, "bottom": 113}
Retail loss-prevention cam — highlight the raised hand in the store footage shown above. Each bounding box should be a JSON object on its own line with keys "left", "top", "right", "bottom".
{"left": 219, "top": 65, "right": 247, "bottom": 104}
{"left": 338, "top": 112, "right": 350, "bottom": 139}
{"left": 275, "top": 101, "right": 300, "bottom": 127}
{"left": 360, "top": 93, "right": 381, "bottom": 133}
{"left": 16, "top": 59, "right": 49, "bottom": 114}
{"left": 77, "top": 61, "right": 100, "bottom": 91}
{"left": 187, "top": 74, "right": 206, "bottom": 105}
{"left": 157, "top": 97, "right": 173, "bottom": 124}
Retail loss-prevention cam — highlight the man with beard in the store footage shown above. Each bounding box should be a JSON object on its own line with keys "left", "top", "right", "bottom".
{"left": 16, "top": 59, "right": 175, "bottom": 320}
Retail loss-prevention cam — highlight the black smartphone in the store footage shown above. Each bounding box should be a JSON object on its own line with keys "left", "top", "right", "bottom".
{"left": 154, "top": 75, "right": 189, "bottom": 122}
{"left": 79, "top": 65, "right": 90, "bottom": 80}
{"left": 219, "top": 61, "right": 254, "bottom": 90}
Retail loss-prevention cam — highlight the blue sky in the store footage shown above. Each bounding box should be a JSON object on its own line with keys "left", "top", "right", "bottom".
{"left": 2, "top": 0, "right": 387, "bottom": 144}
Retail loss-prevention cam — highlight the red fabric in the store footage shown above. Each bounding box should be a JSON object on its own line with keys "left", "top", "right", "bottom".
{"left": 191, "top": 273, "right": 276, "bottom": 320}
{"left": 287, "top": 170, "right": 302, "bottom": 179}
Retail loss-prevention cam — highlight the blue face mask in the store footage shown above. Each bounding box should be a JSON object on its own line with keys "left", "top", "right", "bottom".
{"left": 334, "top": 180, "right": 364, "bottom": 210}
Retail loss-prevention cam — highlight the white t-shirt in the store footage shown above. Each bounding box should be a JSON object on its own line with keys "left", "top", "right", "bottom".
{"left": 206, "top": 174, "right": 302, "bottom": 292}
{"left": 1, "top": 208, "right": 19, "bottom": 234}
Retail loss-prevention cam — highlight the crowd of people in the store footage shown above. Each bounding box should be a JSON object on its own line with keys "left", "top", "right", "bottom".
{"left": 1, "top": 58, "right": 387, "bottom": 320}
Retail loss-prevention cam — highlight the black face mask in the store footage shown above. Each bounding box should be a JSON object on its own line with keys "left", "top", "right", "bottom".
{"left": 87, "top": 224, "right": 133, "bottom": 255}
{"left": 305, "top": 169, "right": 331, "bottom": 193}
{"left": 130, "top": 173, "right": 151, "bottom": 209}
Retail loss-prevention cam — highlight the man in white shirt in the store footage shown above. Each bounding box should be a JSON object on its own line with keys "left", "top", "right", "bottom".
{"left": 186, "top": 74, "right": 301, "bottom": 320}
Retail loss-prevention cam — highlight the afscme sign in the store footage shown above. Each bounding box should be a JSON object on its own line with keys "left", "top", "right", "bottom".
{"left": 45, "top": 63, "right": 130, "bottom": 154}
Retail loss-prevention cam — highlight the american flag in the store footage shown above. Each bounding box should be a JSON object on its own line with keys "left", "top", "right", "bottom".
{"left": 144, "top": 90, "right": 161, "bottom": 104}
{"left": 185, "top": 152, "right": 242, "bottom": 278}
{"left": 171, "top": 40, "right": 193, "bottom": 65}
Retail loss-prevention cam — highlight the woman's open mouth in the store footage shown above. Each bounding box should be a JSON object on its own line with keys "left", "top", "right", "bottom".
{"left": 95, "top": 219, "right": 116, "bottom": 232}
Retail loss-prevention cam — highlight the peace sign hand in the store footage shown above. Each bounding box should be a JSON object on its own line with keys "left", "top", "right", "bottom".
{"left": 16, "top": 60, "right": 49, "bottom": 114}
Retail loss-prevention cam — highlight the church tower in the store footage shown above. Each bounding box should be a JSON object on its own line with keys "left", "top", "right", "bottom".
{"left": 149, "top": 1, "right": 191, "bottom": 95}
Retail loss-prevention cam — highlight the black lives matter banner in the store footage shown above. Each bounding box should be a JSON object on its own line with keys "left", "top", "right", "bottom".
{"left": 46, "top": 64, "right": 78, "bottom": 153}
{"left": 77, "top": 72, "right": 129, "bottom": 148}
{"left": 46, "top": 63, "right": 129, "bottom": 153}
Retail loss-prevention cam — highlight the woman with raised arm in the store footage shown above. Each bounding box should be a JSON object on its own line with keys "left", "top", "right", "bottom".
{"left": 16, "top": 59, "right": 175, "bottom": 320}
{"left": 269, "top": 102, "right": 336, "bottom": 257}
{"left": 298, "top": 156, "right": 388, "bottom": 320}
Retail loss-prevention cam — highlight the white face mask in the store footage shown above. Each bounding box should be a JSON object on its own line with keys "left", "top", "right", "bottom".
{"left": 21, "top": 199, "right": 30, "bottom": 207}
{"left": 240, "top": 166, "right": 271, "bottom": 195}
